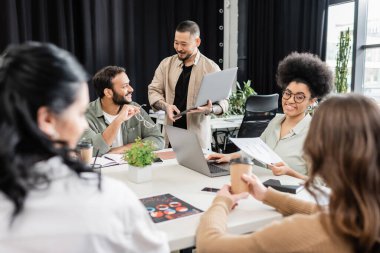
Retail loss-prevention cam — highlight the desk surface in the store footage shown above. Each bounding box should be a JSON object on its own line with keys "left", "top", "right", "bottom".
{"left": 102, "top": 159, "right": 312, "bottom": 251}
{"left": 210, "top": 116, "right": 243, "bottom": 130}
{"left": 149, "top": 111, "right": 243, "bottom": 130}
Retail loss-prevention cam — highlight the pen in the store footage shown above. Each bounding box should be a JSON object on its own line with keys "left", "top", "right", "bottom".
{"left": 103, "top": 156, "right": 116, "bottom": 162}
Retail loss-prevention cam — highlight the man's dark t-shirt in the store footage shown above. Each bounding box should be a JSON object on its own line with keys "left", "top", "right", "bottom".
{"left": 173, "top": 65, "right": 193, "bottom": 129}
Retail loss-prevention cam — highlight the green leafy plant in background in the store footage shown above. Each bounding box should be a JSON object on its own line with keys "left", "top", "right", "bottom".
{"left": 225, "top": 80, "right": 256, "bottom": 116}
{"left": 335, "top": 28, "right": 352, "bottom": 93}
{"left": 123, "top": 137, "right": 156, "bottom": 167}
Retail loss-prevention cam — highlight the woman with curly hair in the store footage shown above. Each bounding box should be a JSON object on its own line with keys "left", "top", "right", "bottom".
{"left": 0, "top": 42, "right": 169, "bottom": 253}
{"left": 197, "top": 94, "right": 380, "bottom": 253}
{"left": 208, "top": 52, "right": 333, "bottom": 180}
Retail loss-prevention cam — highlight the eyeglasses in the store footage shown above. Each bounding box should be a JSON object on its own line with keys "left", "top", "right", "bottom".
{"left": 134, "top": 113, "right": 158, "bottom": 129}
{"left": 134, "top": 104, "right": 158, "bottom": 129}
{"left": 282, "top": 90, "right": 309, "bottom": 104}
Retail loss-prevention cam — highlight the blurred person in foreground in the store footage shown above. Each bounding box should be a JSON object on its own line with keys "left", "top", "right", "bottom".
{"left": 197, "top": 94, "right": 380, "bottom": 253}
{"left": 0, "top": 42, "right": 169, "bottom": 253}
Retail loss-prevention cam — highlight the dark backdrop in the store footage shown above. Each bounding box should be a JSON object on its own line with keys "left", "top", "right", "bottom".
{"left": 238, "top": 0, "right": 328, "bottom": 97}
{"left": 0, "top": 0, "right": 224, "bottom": 104}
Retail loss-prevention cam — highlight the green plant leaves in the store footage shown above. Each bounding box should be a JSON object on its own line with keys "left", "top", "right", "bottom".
{"left": 123, "top": 137, "right": 156, "bottom": 167}
{"left": 225, "top": 80, "right": 256, "bottom": 116}
{"left": 335, "top": 28, "right": 352, "bottom": 93}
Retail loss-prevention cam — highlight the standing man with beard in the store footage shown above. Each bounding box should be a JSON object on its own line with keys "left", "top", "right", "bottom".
{"left": 148, "top": 20, "right": 228, "bottom": 149}
{"left": 82, "top": 66, "right": 164, "bottom": 156}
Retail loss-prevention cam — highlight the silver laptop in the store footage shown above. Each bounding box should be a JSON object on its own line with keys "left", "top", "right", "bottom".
{"left": 165, "top": 125, "right": 230, "bottom": 177}
{"left": 175, "top": 67, "right": 238, "bottom": 118}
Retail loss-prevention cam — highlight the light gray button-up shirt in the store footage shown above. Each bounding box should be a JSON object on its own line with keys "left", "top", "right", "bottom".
{"left": 259, "top": 113, "right": 311, "bottom": 175}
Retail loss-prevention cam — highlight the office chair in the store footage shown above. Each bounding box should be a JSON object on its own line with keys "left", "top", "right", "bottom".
{"left": 237, "top": 94, "right": 279, "bottom": 137}
{"left": 222, "top": 94, "right": 279, "bottom": 153}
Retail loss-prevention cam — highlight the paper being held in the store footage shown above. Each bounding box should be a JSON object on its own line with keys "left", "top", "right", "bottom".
{"left": 230, "top": 137, "right": 283, "bottom": 165}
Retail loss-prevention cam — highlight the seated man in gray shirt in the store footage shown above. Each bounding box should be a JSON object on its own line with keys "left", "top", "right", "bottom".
{"left": 82, "top": 66, "right": 164, "bottom": 156}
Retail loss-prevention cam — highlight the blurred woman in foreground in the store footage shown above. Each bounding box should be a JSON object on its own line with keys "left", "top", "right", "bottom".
{"left": 0, "top": 42, "right": 169, "bottom": 253}
{"left": 197, "top": 94, "right": 380, "bottom": 253}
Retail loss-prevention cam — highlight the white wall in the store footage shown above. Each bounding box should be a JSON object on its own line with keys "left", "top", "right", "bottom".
{"left": 223, "top": 0, "right": 238, "bottom": 69}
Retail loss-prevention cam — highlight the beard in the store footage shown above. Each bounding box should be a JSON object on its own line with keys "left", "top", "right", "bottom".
{"left": 177, "top": 51, "right": 192, "bottom": 61}
{"left": 112, "top": 91, "right": 131, "bottom": 105}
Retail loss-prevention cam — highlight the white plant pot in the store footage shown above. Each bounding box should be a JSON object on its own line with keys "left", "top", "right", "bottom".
{"left": 127, "top": 164, "right": 153, "bottom": 183}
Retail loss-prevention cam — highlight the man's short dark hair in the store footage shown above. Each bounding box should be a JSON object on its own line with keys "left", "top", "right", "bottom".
{"left": 176, "top": 20, "right": 200, "bottom": 37}
{"left": 92, "top": 66, "right": 126, "bottom": 98}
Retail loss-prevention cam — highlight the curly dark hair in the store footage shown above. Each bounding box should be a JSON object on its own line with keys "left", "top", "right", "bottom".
{"left": 276, "top": 52, "right": 333, "bottom": 98}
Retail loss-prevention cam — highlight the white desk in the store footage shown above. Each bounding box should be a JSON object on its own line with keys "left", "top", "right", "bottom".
{"left": 149, "top": 110, "right": 166, "bottom": 125}
{"left": 102, "top": 159, "right": 313, "bottom": 251}
{"left": 149, "top": 111, "right": 243, "bottom": 131}
{"left": 210, "top": 115, "right": 243, "bottom": 130}
{"left": 210, "top": 115, "right": 243, "bottom": 152}
{"left": 149, "top": 111, "right": 243, "bottom": 152}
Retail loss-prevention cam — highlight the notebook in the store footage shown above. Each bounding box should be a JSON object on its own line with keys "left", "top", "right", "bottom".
{"left": 174, "top": 67, "right": 237, "bottom": 118}
{"left": 165, "top": 125, "right": 230, "bottom": 177}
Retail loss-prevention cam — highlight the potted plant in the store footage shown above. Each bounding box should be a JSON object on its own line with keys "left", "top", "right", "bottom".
{"left": 225, "top": 80, "right": 256, "bottom": 116}
{"left": 123, "top": 137, "right": 156, "bottom": 183}
{"left": 335, "top": 28, "right": 352, "bottom": 93}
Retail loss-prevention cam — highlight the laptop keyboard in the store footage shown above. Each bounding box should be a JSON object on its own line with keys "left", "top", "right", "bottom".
{"left": 208, "top": 163, "right": 229, "bottom": 174}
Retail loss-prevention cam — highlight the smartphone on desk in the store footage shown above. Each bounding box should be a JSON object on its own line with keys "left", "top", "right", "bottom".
{"left": 201, "top": 187, "right": 220, "bottom": 193}
{"left": 153, "top": 157, "right": 163, "bottom": 163}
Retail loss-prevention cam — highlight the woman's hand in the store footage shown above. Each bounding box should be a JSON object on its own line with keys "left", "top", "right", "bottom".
{"left": 241, "top": 174, "right": 268, "bottom": 201}
{"left": 216, "top": 185, "right": 249, "bottom": 210}
{"left": 207, "top": 153, "right": 240, "bottom": 163}
{"left": 268, "top": 162, "right": 308, "bottom": 180}
{"left": 268, "top": 162, "right": 289, "bottom": 176}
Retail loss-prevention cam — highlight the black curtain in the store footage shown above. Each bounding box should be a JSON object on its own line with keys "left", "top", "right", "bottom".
{"left": 238, "top": 0, "right": 328, "bottom": 96}
{"left": 0, "top": 0, "right": 224, "bottom": 104}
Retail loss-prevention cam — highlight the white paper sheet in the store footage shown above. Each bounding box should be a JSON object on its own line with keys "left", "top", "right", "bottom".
{"left": 103, "top": 154, "right": 126, "bottom": 164}
{"left": 91, "top": 154, "right": 127, "bottom": 167}
{"left": 230, "top": 137, "right": 283, "bottom": 165}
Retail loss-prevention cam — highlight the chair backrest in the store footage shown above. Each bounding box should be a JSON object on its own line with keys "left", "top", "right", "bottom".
{"left": 237, "top": 94, "right": 279, "bottom": 138}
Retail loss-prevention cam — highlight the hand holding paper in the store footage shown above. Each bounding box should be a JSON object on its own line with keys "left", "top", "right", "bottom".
{"left": 230, "top": 137, "right": 283, "bottom": 165}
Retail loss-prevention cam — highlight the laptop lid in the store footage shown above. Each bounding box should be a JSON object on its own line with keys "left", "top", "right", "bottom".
{"left": 165, "top": 125, "right": 229, "bottom": 177}
{"left": 175, "top": 67, "right": 238, "bottom": 118}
